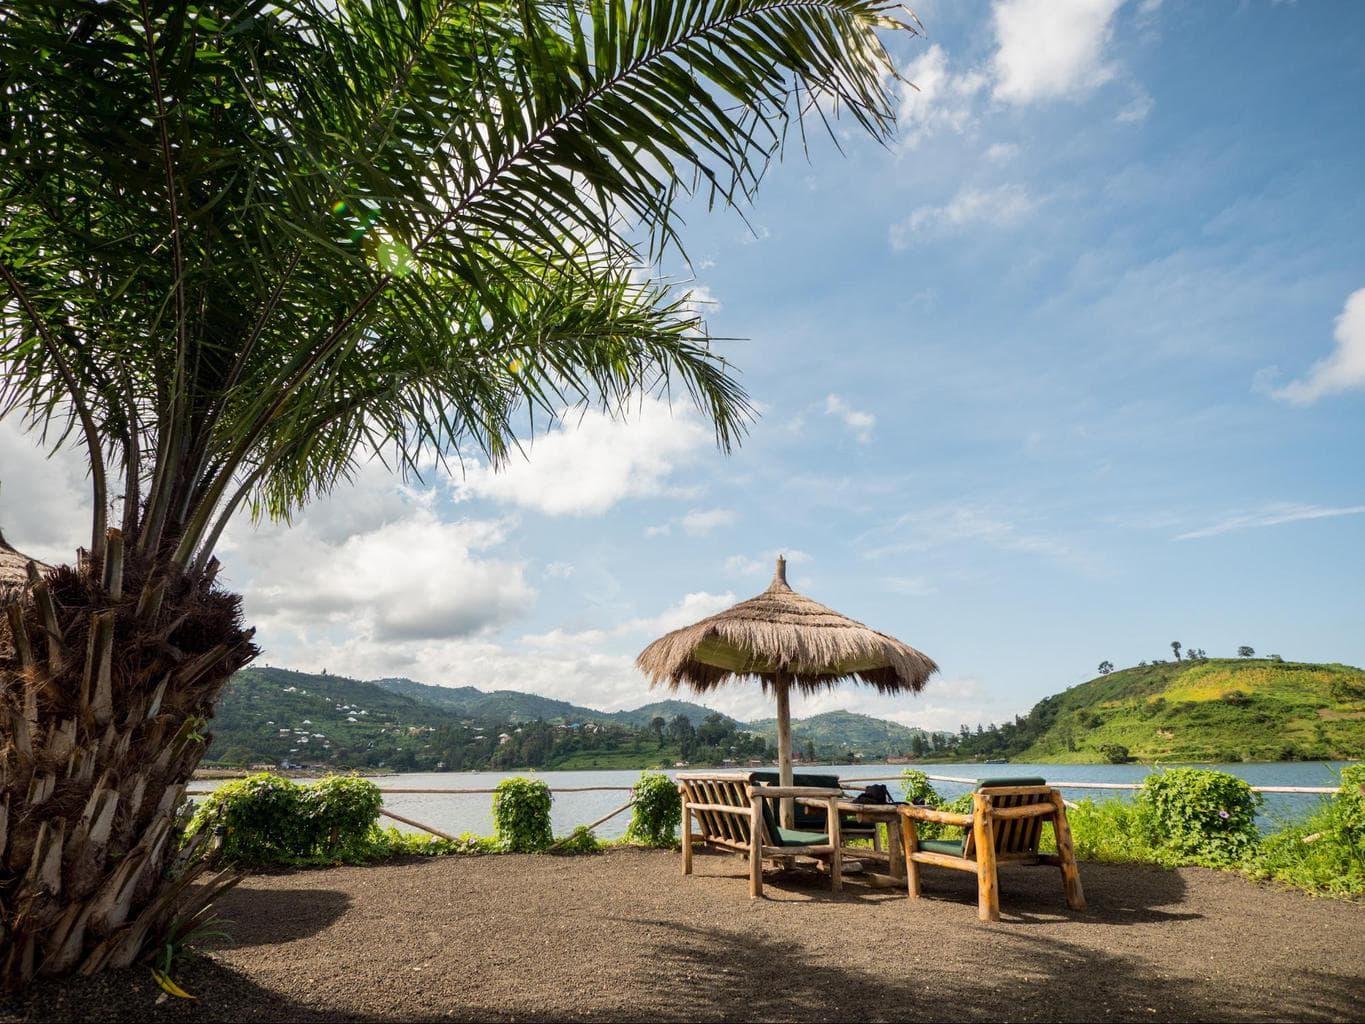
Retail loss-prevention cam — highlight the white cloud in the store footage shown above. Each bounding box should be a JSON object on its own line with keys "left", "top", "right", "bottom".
{"left": 1116, "top": 87, "right": 1154, "bottom": 123}
{"left": 871, "top": 504, "right": 1101, "bottom": 574}
{"left": 897, "top": 45, "right": 988, "bottom": 151}
{"left": 681, "top": 285, "right": 721, "bottom": 315}
{"left": 1273, "top": 287, "right": 1365, "bottom": 404}
{"left": 991, "top": 0, "right": 1124, "bottom": 105}
{"left": 458, "top": 398, "right": 710, "bottom": 515}
{"left": 680, "top": 508, "right": 736, "bottom": 536}
{"left": 225, "top": 465, "right": 534, "bottom": 645}
{"left": 891, "top": 185, "right": 1037, "bottom": 246}
{"left": 881, "top": 575, "right": 938, "bottom": 597}
{"left": 0, "top": 418, "right": 94, "bottom": 565}
{"left": 984, "top": 142, "right": 1021, "bottom": 162}
{"left": 545, "top": 561, "right": 575, "bottom": 579}
{"left": 823, "top": 394, "right": 876, "bottom": 443}
{"left": 1175, "top": 503, "right": 1365, "bottom": 541}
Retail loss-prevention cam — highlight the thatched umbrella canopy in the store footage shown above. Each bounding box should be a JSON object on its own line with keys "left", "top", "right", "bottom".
{"left": 636, "top": 556, "right": 937, "bottom": 825}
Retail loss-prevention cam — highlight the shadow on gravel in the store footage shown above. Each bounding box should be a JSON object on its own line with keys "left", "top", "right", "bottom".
{"left": 903, "top": 860, "right": 1201, "bottom": 926}
{"left": 615, "top": 917, "right": 1357, "bottom": 1022}
{"left": 207, "top": 887, "right": 352, "bottom": 948}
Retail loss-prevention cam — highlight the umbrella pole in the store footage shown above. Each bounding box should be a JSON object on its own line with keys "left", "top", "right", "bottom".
{"left": 775, "top": 674, "right": 794, "bottom": 829}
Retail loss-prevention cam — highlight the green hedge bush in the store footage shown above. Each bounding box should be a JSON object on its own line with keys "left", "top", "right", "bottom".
{"left": 1138, "top": 768, "right": 1261, "bottom": 866}
{"left": 492, "top": 776, "right": 553, "bottom": 852}
{"left": 624, "top": 771, "right": 680, "bottom": 847}
{"left": 186, "top": 773, "right": 386, "bottom": 866}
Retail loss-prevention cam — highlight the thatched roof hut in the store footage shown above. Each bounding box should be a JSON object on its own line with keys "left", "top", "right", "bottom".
{"left": 637, "top": 556, "right": 937, "bottom": 824}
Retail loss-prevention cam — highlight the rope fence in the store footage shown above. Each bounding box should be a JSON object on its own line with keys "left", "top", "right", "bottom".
{"left": 181, "top": 770, "right": 1345, "bottom": 841}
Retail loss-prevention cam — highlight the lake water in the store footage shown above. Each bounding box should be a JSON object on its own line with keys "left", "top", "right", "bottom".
{"left": 196, "top": 760, "right": 1358, "bottom": 840}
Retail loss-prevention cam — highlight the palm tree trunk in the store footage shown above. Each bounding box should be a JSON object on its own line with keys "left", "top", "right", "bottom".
{"left": 0, "top": 530, "right": 255, "bottom": 992}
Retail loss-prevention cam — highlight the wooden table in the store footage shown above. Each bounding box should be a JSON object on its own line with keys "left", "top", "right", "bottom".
{"left": 796, "top": 798, "right": 907, "bottom": 889}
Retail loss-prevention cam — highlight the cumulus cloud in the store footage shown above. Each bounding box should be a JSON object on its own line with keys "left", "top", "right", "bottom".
{"left": 823, "top": 394, "right": 876, "bottom": 443}
{"left": 1175, "top": 503, "right": 1365, "bottom": 541}
{"left": 458, "top": 398, "right": 710, "bottom": 515}
{"left": 897, "top": 44, "right": 988, "bottom": 150}
{"left": 991, "top": 0, "right": 1124, "bottom": 105}
{"left": 890, "top": 185, "right": 1037, "bottom": 246}
{"left": 1273, "top": 287, "right": 1365, "bottom": 404}
{"left": 225, "top": 465, "right": 534, "bottom": 647}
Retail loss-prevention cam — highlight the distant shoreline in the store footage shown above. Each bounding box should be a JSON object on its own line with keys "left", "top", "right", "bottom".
{"left": 192, "top": 754, "right": 1348, "bottom": 780}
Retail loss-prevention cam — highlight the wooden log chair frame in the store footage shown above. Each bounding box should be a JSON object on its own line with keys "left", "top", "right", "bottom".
{"left": 897, "top": 780, "right": 1086, "bottom": 922}
{"left": 677, "top": 772, "right": 846, "bottom": 899}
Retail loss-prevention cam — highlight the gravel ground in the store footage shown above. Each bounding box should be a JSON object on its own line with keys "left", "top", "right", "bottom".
{"left": 4, "top": 849, "right": 1363, "bottom": 1022}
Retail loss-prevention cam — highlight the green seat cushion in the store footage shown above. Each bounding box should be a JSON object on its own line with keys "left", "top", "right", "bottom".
{"left": 917, "top": 837, "right": 967, "bottom": 857}
{"left": 772, "top": 826, "right": 830, "bottom": 848}
{"left": 976, "top": 776, "right": 1047, "bottom": 790}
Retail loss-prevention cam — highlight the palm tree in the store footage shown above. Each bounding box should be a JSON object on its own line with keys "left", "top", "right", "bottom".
{"left": 0, "top": 0, "right": 916, "bottom": 989}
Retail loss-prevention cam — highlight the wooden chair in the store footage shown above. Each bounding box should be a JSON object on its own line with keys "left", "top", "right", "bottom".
{"left": 749, "top": 770, "right": 880, "bottom": 847}
{"left": 677, "top": 771, "right": 845, "bottom": 898}
{"left": 897, "top": 777, "right": 1085, "bottom": 922}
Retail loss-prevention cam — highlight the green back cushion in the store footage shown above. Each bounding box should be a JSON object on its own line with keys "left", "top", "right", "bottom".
{"left": 749, "top": 770, "right": 843, "bottom": 831}
{"left": 975, "top": 776, "right": 1047, "bottom": 790}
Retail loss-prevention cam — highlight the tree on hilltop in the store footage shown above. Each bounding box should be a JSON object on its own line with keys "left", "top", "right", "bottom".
{"left": 1098, "top": 660, "right": 1114, "bottom": 675}
{"left": 1238, "top": 646, "right": 1256, "bottom": 658}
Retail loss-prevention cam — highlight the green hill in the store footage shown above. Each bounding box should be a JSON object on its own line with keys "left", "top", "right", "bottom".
{"left": 373, "top": 676, "right": 614, "bottom": 724}
{"left": 610, "top": 700, "right": 739, "bottom": 729}
{"left": 747, "top": 710, "right": 935, "bottom": 759}
{"left": 1010, "top": 659, "right": 1365, "bottom": 763}
{"left": 209, "top": 667, "right": 459, "bottom": 767}
{"left": 371, "top": 677, "right": 727, "bottom": 728}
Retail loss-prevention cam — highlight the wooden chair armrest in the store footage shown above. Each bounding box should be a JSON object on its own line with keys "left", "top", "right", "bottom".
{"left": 898, "top": 805, "right": 973, "bottom": 826}
{"left": 685, "top": 803, "right": 753, "bottom": 816}
{"left": 750, "top": 785, "right": 846, "bottom": 799}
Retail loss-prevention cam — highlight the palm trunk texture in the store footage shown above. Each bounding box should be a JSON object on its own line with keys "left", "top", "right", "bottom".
{"left": 0, "top": 529, "right": 255, "bottom": 991}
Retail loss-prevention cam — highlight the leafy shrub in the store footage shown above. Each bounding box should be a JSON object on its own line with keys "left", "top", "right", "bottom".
{"left": 365, "top": 826, "right": 495, "bottom": 858}
{"left": 900, "top": 769, "right": 939, "bottom": 806}
{"left": 1137, "top": 768, "right": 1261, "bottom": 866}
{"left": 1055, "top": 798, "right": 1160, "bottom": 864}
{"left": 549, "top": 825, "right": 602, "bottom": 855}
{"left": 492, "top": 776, "right": 553, "bottom": 852}
{"left": 1246, "top": 765, "right": 1365, "bottom": 897}
{"left": 301, "top": 775, "right": 384, "bottom": 859}
{"left": 187, "top": 773, "right": 308, "bottom": 865}
{"left": 899, "top": 770, "right": 974, "bottom": 842}
{"left": 624, "top": 771, "right": 680, "bottom": 847}
{"left": 1099, "top": 744, "right": 1131, "bottom": 764}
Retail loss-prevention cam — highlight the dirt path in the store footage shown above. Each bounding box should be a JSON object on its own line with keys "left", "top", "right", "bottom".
{"left": 5, "top": 849, "right": 1363, "bottom": 1021}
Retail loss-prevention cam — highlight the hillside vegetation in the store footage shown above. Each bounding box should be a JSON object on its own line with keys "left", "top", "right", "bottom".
{"left": 1003, "top": 659, "right": 1365, "bottom": 763}
{"left": 748, "top": 710, "right": 935, "bottom": 759}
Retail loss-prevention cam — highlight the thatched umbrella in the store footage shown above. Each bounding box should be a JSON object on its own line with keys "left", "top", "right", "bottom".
{"left": 636, "top": 556, "right": 937, "bottom": 826}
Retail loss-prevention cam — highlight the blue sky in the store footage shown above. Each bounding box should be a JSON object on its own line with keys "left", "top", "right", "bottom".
{"left": 4, "top": 0, "right": 1363, "bottom": 731}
